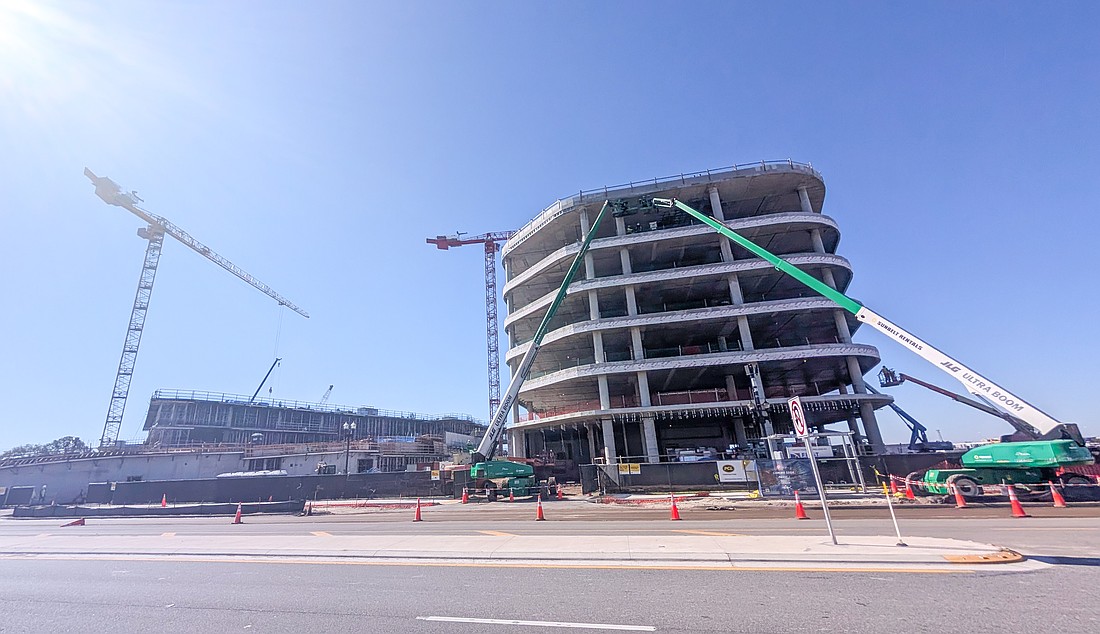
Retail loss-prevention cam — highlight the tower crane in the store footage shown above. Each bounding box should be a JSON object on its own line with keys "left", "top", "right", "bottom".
{"left": 426, "top": 230, "right": 516, "bottom": 418}
{"left": 84, "top": 168, "right": 309, "bottom": 449}
{"left": 320, "top": 384, "right": 334, "bottom": 406}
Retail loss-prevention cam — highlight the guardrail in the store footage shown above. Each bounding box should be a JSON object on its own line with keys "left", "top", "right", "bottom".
{"left": 503, "top": 160, "right": 820, "bottom": 258}
{"left": 151, "top": 389, "right": 485, "bottom": 425}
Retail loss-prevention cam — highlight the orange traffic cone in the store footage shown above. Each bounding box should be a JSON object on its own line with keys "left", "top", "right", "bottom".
{"left": 556, "top": 485, "right": 563, "bottom": 501}
{"left": 794, "top": 490, "right": 809, "bottom": 520}
{"left": 669, "top": 494, "right": 682, "bottom": 521}
{"left": 161, "top": 494, "right": 167, "bottom": 508}
{"left": 461, "top": 487, "right": 469, "bottom": 504}
{"left": 232, "top": 503, "right": 243, "bottom": 524}
{"left": 306, "top": 501, "right": 313, "bottom": 516}
{"left": 904, "top": 480, "right": 916, "bottom": 500}
{"left": 951, "top": 483, "right": 967, "bottom": 508}
{"left": 535, "top": 494, "right": 546, "bottom": 521}
{"left": 1050, "top": 481, "right": 1067, "bottom": 508}
{"left": 509, "top": 489, "right": 515, "bottom": 503}
{"left": 413, "top": 498, "right": 423, "bottom": 522}
{"left": 1006, "top": 484, "right": 1029, "bottom": 518}
{"left": 889, "top": 478, "right": 899, "bottom": 495}
{"left": 61, "top": 518, "right": 85, "bottom": 527}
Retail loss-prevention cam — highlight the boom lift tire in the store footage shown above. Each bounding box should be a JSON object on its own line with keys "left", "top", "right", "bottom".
{"left": 1058, "top": 474, "right": 1096, "bottom": 502}
{"left": 906, "top": 471, "right": 928, "bottom": 496}
{"left": 947, "top": 474, "right": 982, "bottom": 499}
{"left": 484, "top": 481, "right": 498, "bottom": 502}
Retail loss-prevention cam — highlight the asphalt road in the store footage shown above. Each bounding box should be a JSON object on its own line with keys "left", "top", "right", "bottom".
{"left": 1, "top": 554, "right": 1097, "bottom": 633}
{"left": 3, "top": 503, "right": 1100, "bottom": 632}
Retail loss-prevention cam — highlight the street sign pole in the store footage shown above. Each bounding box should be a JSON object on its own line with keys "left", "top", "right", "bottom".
{"left": 789, "top": 396, "right": 837, "bottom": 545}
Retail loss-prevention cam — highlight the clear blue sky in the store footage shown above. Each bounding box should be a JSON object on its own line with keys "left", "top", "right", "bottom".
{"left": 1, "top": 1, "right": 1097, "bottom": 449}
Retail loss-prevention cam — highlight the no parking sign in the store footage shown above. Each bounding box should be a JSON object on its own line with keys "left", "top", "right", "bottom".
{"left": 788, "top": 396, "right": 807, "bottom": 437}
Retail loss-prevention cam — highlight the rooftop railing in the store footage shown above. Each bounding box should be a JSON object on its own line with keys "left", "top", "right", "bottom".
{"left": 503, "top": 160, "right": 820, "bottom": 258}
{"left": 150, "top": 389, "right": 486, "bottom": 425}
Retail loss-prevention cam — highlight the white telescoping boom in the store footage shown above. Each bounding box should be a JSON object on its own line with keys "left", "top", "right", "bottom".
{"left": 651, "top": 197, "right": 1080, "bottom": 443}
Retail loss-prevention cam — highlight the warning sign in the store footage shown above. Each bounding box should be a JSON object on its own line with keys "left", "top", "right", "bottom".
{"left": 788, "top": 396, "right": 807, "bottom": 437}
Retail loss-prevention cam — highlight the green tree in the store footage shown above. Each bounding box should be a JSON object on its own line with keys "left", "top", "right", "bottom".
{"left": 0, "top": 436, "right": 89, "bottom": 459}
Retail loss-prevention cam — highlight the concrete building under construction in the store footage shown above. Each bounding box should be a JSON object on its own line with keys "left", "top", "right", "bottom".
{"left": 143, "top": 389, "right": 484, "bottom": 450}
{"left": 501, "top": 161, "right": 891, "bottom": 464}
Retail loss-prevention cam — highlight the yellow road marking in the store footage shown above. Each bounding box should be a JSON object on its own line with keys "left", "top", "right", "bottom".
{"left": 310, "top": 531, "right": 332, "bottom": 537}
{"left": 672, "top": 530, "right": 744, "bottom": 537}
{"left": 161, "top": 533, "right": 176, "bottom": 537}
{"left": 0, "top": 554, "right": 970, "bottom": 574}
{"left": 476, "top": 530, "right": 517, "bottom": 537}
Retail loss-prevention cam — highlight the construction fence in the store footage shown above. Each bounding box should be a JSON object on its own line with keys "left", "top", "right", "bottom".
{"left": 580, "top": 452, "right": 969, "bottom": 495}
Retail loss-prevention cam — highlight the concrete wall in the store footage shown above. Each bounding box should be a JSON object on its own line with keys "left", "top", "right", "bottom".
{"left": 0, "top": 449, "right": 383, "bottom": 504}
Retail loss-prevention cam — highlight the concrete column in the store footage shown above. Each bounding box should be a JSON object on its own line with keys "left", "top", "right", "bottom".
{"left": 709, "top": 186, "right": 726, "bottom": 221}
{"left": 736, "top": 316, "right": 753, "bottom": 351}
{"left": 810, "top": 228, "right": 825, "bottom": 254}
{"left": 597, "top": 375, "right": 610, "bottom": 409}
{"left": 588, "top": 290, "right": 600, "bottom": 319}
{"left": 724, "top": 374, "right": 739, "bottom": 401}
{"left": 615, "top": 216, "right": 627, "bottom": 236}
{"left": 510, "top": 429, "right": 526, "bottom": 458}
{"left": 838, "top": 385, "right": 862, "bottom": 442}
{"left": 586, "top": 424, "right": 598, "bottom": 464}
{"left": 620, "top": 248, "right": 632, "bottom": 275}
{"left": 724, "top": 375, "right": 750, "bottom": 447}
{"left": 601, "top": 420, "right": 618, "bottom": 463}
{"left": 636, "top": 371, "right": 652, "bottom": 407}
{"left": 642, "top": 416, "right": 660, "bottom": 463}
{"left": 819, "top": 268, "right": 853, "bottom": 344}
{"left": 630, "top": 327, "right": 644, "bottom": 359}
{"left": 847, "top": 356, "right": 869, "bottom": 394}
{"left": 626, "top": 287, "right": 638, "bottom": 316}
{"left": 579, "top": 207, "right": 591, "bottom": 236}
{"left": 726, "top": 275, "right": 745, "bottom": 303}
{"left": 860, "top": 402, "right": 885, "bottom": 454}
{"left": 733, "top": 419, "right": 749, "bottom": 447}
{"left": 584, "top": 253, "right": 596, "bottom": 280}
{"left": 714, "top": 190, "right": 736, "bottom": 263}
{"left": 833, "top": 311, "right": 853, "bottom": 343}
{"left": 846, "top": 356, "right": 885, "bottom": 453}
{"left": 798, "top": 186, "right": 814, "bottom": 214}
{"left": 719, "top": 238, "right": 734, "bottom": 263}
{"left": 592, "top": 331, "right": 606, "bottom": 363}
{"left": 722, "top": 274, "right": 754, "bottom": 351}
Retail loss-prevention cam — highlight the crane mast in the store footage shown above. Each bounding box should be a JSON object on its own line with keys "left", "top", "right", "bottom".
{"left": 85, "top": 169, "right": 309, "bottom": 448}
{"left": 426, "top": 230, "right": 516, "bottom": 417}
{"left": 473, "top": 203, "right": 610, "bottom": 462}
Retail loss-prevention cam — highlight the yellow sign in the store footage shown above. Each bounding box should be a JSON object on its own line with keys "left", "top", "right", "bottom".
{"left": 628, "top": 463, "right": 641, "bottom": 474}
{"left": 430, "top": 470, "right": 440, "bottom": 481}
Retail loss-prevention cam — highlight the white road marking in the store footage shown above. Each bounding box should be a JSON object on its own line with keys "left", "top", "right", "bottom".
{"left": 416, "top": 616, "right": 655, "bottom": 631}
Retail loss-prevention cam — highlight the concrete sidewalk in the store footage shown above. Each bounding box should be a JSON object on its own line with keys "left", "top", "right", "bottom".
{"left": 0, "top": 532, "right": 1030, "bottom": 571}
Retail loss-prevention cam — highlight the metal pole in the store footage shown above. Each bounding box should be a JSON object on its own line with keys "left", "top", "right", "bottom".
{"left": 883, "top": 482, "right": 908, "bottom": 547}
{"left": 804, "top": 436, "right": 838, "bottom": 545}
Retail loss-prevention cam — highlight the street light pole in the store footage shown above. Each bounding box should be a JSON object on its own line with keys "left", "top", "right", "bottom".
{"left": 342, "top": 421, "right": 357, "bottom": 476}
